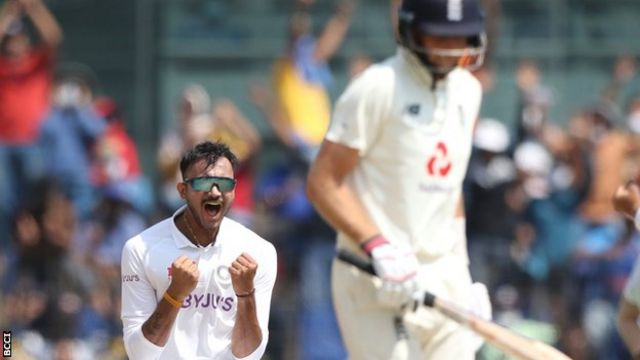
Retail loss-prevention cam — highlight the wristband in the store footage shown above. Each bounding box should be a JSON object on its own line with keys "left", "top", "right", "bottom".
{"left": 360, "top": 234, "right": 389, "bottom": 255}
{"left": 163, "top": 291, "right": 183, "bottom": 308}
{"left": 635, "top": 208, "right": 640, "bottom": 232}
{"left": 236, "top": 288, "right": 255, "bottom": 298}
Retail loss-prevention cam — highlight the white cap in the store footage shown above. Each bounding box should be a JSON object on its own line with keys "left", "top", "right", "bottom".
{"left": 513, "top": 141, "right": 553, "bottom": 175}
{"left": 473, "top": 118, "right": 510, "bottom": 153}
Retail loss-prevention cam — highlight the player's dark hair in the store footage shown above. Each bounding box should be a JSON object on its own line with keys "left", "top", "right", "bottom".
{"left": 179, "top": 141, "right": 239, "bottom": 180}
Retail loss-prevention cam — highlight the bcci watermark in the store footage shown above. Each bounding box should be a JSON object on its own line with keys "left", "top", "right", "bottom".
{"left": 2, "top": 331, "right": 11, "bottom": 357}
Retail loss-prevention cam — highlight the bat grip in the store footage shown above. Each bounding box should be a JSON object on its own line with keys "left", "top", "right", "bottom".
{"left": 422, "top": 292, "right": 435, "bottom": 307}
{"left": 335, "top": 249, "right": 435, "bottom": 308}
{"left": 336, "top": 249, "right": 375, "bottom": 275}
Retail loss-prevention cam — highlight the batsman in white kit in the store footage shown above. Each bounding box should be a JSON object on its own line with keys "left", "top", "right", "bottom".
{"left": 120, "top": 141, "right": 277, "bottom": 359}
{"left": 306, "top": 0, "right": 492, "bottom": 358}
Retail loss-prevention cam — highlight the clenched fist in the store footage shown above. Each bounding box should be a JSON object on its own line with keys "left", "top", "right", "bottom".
{"left": 613, "top": 182, "right": 640, "bottom": 219}
{"left": 167, "top": 255, "right": 200, "bottom": 300}
{"left": 230, "top": 253, "right": 258, "bottom": 296}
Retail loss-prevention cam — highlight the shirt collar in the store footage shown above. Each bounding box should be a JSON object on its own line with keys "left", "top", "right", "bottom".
{"left": 398, "top": 47, "right": 434, "bottom": 87}
{"left": 398, "top": 47, "right": 457, "bottom": 90}
{"left": 170, "top": 205, "right": 225, "bottom": 250}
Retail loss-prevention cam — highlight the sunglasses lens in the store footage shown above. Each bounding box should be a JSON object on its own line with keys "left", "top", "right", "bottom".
{"left": 190, "top": 177, "right": 236, "bottom": 192}
{"left": 190, "top": 178, "right": 212, "bottom": 191}
{"left": 216, "top": 178, "right": 236, "bottom": 192}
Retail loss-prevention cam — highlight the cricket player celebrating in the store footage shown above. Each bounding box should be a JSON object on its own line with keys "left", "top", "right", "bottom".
{"left": 306, "top": 0, "right": 490, "bottom": 358}
{"left": 121, "top": 141, "right": 277, "bottom": 359}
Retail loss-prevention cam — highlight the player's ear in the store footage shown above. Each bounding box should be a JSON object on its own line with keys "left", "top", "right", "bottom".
{"left": 177, "top": 181, "right": 187, "bottom": 199}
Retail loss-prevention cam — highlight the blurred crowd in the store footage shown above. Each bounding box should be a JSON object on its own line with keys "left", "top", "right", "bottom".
{"left": 469, "top": 57, "right": 640, "bottom": 360}
{"left": 1, "top": 0, "right": 640, "bottom": 359}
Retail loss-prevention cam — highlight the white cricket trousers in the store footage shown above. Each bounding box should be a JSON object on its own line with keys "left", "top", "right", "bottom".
{"left": 332, "top": 252, "right": 477, "bottom": 360}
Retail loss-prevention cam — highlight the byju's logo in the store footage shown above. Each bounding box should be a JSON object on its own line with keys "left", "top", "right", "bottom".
{"left": 3, "top": 330, "right": 11, "bottom": 357}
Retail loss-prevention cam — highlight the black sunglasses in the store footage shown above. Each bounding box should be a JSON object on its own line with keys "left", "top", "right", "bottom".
{"left": 184, "top": 176, "right": 237, "bottom": 193}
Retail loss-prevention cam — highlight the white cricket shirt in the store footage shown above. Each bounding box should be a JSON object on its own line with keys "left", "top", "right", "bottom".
{"left": 326, "top": 48, "right": 482, "bottom": 259}
{"left": 121, "top": 205, "right": 277, "bottom": 360}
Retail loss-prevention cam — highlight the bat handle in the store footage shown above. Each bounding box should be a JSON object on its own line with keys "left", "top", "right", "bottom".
{"left": 336, "top": 248, "right": 375, "bottom": 275}
{"left": 336, "top": 249, "right": 435, "bottom": 308}
{"left": 421, "top": 291, "right": 435, "bottom": 307}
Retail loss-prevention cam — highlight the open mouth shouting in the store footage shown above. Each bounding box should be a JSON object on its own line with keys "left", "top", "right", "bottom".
{"left": 203, "top": 199, "right": 223, "bottom": 220}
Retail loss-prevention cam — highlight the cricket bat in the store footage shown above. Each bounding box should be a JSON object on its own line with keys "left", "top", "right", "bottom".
{"left": 336, "top": 249, "right": 572, "bottom": 360}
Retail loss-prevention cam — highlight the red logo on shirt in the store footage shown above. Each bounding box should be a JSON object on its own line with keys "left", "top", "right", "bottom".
{"left": 426, "top": 142, "right": 452, "bottom": 177}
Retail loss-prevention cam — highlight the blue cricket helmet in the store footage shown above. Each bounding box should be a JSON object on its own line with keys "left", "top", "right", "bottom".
{"left": 398, "top": 0, "right": 486, "bottom": 73}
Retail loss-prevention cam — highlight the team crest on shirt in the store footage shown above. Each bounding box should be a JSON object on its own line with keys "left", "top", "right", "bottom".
{"left": 215, "top": 265, "right": 232, "bottom": 288}
{"left": 403, "top": 103, "right": 430, "bottom": 127}
{"left": 407, "top": 104, "right": 421, "bottom": 115}
{"left": 167, "top": 264, "right": 232, "bottom": 286}
{"left": 402, "top": 102, "right": 443, "bottom": 133}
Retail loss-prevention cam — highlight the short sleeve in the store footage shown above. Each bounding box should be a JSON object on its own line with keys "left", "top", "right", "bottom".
{"left": 121, "top": 237, "right": 166, "bottom": 359}
{"left": 325, "top": 65, "right": 394, "bottom": 155}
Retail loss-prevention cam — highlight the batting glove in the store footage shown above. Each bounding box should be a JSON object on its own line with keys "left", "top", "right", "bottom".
{"left": 362, "top": 235, "right": 419, "bottom": 308}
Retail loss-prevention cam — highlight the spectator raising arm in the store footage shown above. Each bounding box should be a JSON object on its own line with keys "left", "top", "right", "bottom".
{"left": 313, "top": 0, "right": 356, "bottom": 62}
{"left": 20, "top": 0, "right": 63, "bottom": 48}
{"left": 0, "top": 0, "right": 21, "bottom": 36}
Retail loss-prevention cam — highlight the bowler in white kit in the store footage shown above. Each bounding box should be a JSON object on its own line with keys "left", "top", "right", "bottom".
{"left": 121, "top": 141, "right": 277, "bottom": 359}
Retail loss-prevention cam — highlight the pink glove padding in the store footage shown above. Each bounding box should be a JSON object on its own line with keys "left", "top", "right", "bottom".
{"left": 362, "top": 235, "right": 419, "bottom": 308}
